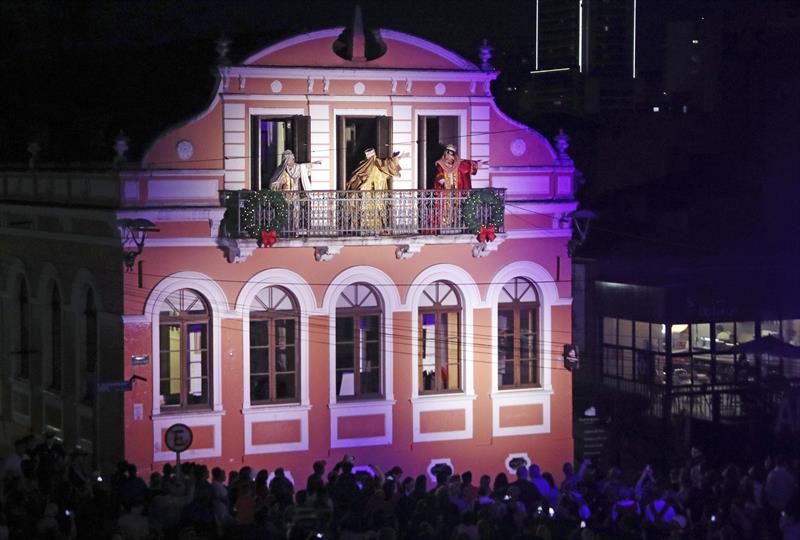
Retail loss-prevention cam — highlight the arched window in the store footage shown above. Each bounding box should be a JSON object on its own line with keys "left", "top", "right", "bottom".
{"left": 498, "top": 278, "right": 540, "bottom": 388}
{"left": 50, "top": 286, "right": 62, "bottom": 391}
{"left": 83, "top": 289, "right": 98, "bottom": 404}
{"left": 249, "top": 286, "right": 299, "bottom": 404}
{"left": 335, "top": 283, "right": 382, "bottom": 399}
{"left": 158, "top": 289, "right": 211, "bottom": 409}
{"left": 418, "top": 281, "right": 461, "bottom": 393}
{"left": 15, "top": 279, "right": 30, "bottom": 379}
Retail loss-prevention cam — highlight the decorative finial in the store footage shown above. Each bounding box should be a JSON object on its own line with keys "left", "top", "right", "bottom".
{"left": 113, "top": 131, "right": 130, "bottom": 167}
{"left": 216, "top": 35, "right": 231, "bottom": 67}
{"left": 351, "top": 5, "right": 366, "bottom": 61}
{"left": 555, "top": 129, "right": 572, "bottom": 164}
{"left": 27, "top": 141, "right": 41, "bottom": 170}
{"left": 479, "top": 38, "right": 493, "bottom": 71}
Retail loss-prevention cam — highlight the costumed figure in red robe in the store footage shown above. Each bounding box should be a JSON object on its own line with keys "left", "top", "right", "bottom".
{"left": 433, "top": 144, "right": 483, "bottom": 231}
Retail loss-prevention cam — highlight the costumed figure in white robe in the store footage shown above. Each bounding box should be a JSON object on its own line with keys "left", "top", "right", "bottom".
{"left": 269, "top": 149, "right": 318, "bottom": 232}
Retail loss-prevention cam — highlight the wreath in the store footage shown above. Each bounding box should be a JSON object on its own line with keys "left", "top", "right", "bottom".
{"left": 241, "top": 189, "right": 289, "bottom": 243}
{"left": 461, "top": 189, "right": 504, "bottom": 238}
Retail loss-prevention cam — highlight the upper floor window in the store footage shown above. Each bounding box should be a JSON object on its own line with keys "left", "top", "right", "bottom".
{"left": 336, "top": 283, "right": 382, "bottom": 399}
{"left": 14, "top": 279, "right": 30, "bottom": 379}
{"left": 249, "top": 286, "right": 299, "bottom": 404}
{"left": 49, "top": 286, "right": 63, "bottom": 391}
{"left": 418, "top": 281, "right": 462, "bottom": 394}
{"left": 336, "top": 115, "right": 392, "bottom": 189}
{"left": 417, "top": 115, "right": 460, "bottom": 189}
{"left": 498, "top": 278, "right": 540, "bottom": 389}
{"left": 159, "top": 289, "right": 210, "bottom": 409}
{"left": 83, "top": 289, "right": 98, "bottom": 404}
{"left": 250, "top": 115, "right": 310, "bottom": 190}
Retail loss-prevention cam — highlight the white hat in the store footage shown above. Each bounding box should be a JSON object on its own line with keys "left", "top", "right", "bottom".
{"left": 364, "top": 148, "right": 376, "bottom": 157}
{"left": 444, "top": 143, "right": 457, "bottom": 154}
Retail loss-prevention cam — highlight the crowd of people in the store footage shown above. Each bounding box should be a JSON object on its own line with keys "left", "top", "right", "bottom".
{"left": 0, "top": 434, "right": 798, "bottom": 540}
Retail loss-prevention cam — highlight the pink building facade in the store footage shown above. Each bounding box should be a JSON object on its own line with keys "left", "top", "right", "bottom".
{"left": 1, "top": 28, "right": 577, "bottom": 480}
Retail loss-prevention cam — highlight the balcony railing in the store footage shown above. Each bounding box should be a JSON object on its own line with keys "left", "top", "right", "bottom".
{"left": 220, "top": 188, "right": 506, "bottom": 239}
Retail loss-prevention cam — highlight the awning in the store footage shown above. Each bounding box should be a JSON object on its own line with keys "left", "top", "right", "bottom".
{"left": 728, "top": 335, "right": 800, "bottom": 358}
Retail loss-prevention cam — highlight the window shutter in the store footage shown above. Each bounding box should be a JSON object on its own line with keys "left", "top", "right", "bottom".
{"left": 292, "top": 115, "right": 311, "bottom": 163}
{"left": 337, "top": 116, "right": 347, "bottom": 189}
{"left": 250, "top": 116, "right": 261, "bottom": 190}
{"left": 376, "top": 116, "right": 393, "bottom": 159}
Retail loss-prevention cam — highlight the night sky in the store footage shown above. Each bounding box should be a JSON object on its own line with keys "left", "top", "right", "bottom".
{"left": 0, "top": 0, "right": 542, "bottom": 162}
{"left": 1, "top": 0, "right": 798, "bottom": 251}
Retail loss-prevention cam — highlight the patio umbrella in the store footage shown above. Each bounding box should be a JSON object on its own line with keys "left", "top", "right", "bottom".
{"left": 727, "top": 335, "right": 800, "bottom": 358}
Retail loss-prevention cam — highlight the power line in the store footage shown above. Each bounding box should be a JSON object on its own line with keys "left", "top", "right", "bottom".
{"left": 141, "top": 125, "right": 545, "bottom": 168}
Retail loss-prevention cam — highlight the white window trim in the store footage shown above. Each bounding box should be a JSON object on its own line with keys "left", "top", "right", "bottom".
{"left": 321, "top": 266, "right": 402, "bottom": 405}
{"left": 235, "top": 268, "right": 318, "bottom": 410}
{"left": 144, "top": 272, "right": 232, "bottom": 417}
{"left": 407, "top": 265, "right": 481, "bottom": 442}
{"left": 408, "top": 264, "right": 481, "bottom": 399}
{"left": 152, "top": 411, "right": 224, "bottom": 461}
{"left": 413, "top": 108, "right": 469, "bottom": 189}
{"left": 322, "top": 267, "right": 402, "bottom": 447}
{"left": 329, "top": 400, "right": 395, "bottom": 448}
{"left": 243, "top": 405, "right": 310, "bottom": 455}
{"left": 332, "top": 107, "right": 390, "bottom": 189}
{"left": 485, "top": 261, "right": 564, "bottom": 437}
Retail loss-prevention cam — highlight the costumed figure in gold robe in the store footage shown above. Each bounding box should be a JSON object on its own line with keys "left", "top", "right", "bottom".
{"left": 433, "top": 144, "right": 483, "bottom": 231}
{"left": 346, "top": 148, "right": 402, "bottom": 233}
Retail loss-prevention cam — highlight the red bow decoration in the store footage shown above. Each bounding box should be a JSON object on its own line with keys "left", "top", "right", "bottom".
{"left": 477, "top": 225, "right": 496, "bottom": 243}
{"left": 260, "top": 228, "right": 278, "bottom": 248}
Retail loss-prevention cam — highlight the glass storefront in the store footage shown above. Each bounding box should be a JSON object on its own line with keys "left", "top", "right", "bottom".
{"left": 601, "top": 317, "right": 800, "bottom": 387}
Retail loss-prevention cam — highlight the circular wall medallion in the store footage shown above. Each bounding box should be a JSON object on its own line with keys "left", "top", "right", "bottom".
{"left": 270, "top": 80, "right": 283, "bottom": 93}
{"left": 510, "top": 138, "right": 527, "bottom": 157}
{"left": 434, "top": 82, "right": 447, "bottom": 95}
{"left": 353, "top": 82, "right": 366, "bottom": 95}
{"left": 176, "top": 139, "right": 194, "bottom": 161}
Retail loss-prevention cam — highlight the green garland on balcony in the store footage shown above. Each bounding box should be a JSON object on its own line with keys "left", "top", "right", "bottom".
{"left": 241, "top": 189, "right": 289, "bottom": 238}
{"left": 462, "top": 189, "right": 504, "bottom": 234}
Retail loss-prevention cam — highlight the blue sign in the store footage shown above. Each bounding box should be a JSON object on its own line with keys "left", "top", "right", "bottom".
{"left": 97, "top": 380, "right": 133, "bottom": 393}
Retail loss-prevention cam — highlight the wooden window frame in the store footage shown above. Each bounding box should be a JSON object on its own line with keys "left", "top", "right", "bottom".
{"left": 336, "top": 115, "right": 392, "bottom": 190}
{"left": 15, "top": 279, "right": 31, "bottom": 380}
{"left": 335, "top": 283, "right": 383, "bottom": 400}
{"left": 497, "top": 278, "right": 540, "bottom": 389}
{"left": 49, "top": 286, "right": 62, "bottom": 391}
{"left": 249, "top": 286, "right": 300, "bottom": 405}
{"left": 418, "top": 281, "right": 462, "bottom": 394}
{"left": 158, "top": 290, "right": 211, "bottom": 410}
{"left": 250, "top": 115, "right": 310, "bottom": 190}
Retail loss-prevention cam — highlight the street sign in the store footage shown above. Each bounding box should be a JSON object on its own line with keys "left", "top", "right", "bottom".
{"left": 165, "top": 423, "right": 193, "bottom": 453}
{"left": 97, "top": 380, "right": 133, "bottom": 393}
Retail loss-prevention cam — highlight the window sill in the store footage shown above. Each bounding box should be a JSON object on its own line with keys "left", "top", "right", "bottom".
{"left": 152, "top": 408, "right": 226, "bottom": 420}
{"left": 329, "top": 399, "right": 396, "bottom": 410}
{"left": 242, "top": 403, "right": 311, "bottom": 414}
{"left": 491, "top": 387, "right": 553, "bottom": 399}
{"left": 410, "top": 393, "right": 477, "bottom": 405}
{"left": 42, "top": 388, "right": 63, "bottom": 398}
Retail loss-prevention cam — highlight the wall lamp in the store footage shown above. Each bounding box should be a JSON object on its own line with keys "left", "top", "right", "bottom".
{"left": 564, "top": 209, "right": 597, "bottom": 257}
{"left": 118, "top": 218, "right": 159, "bottom": 271}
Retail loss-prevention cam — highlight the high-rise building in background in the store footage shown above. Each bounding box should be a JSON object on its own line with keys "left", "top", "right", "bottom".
{"left": 525, "top": 0, "right": 638, "bottom": 114}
